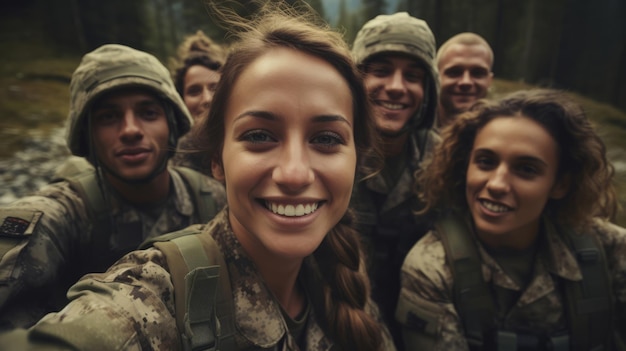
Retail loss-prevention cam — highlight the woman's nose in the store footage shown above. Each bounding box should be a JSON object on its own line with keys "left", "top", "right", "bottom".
{"left": 272, "top": 142, "right": 315, "bottom": 192}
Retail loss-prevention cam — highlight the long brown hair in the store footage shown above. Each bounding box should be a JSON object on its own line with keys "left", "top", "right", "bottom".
{"left": 192, "top": 1, "right": 384, "bottom": 349}
{"left": 417, "top": 89, "right": 617, "bottom": 230}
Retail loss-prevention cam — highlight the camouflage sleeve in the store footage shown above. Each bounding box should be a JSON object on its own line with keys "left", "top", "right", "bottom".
{"left": 593, "top": 220, "right": 626, "bottom": 347}
{"left": 395, "top": 231, "right": 469, "bottom": 351}
{"left": 0, "top": 182, "right": 88, "bottom": 330}
{"left": 0, "top": 247, "right": 180, "bottom": 351}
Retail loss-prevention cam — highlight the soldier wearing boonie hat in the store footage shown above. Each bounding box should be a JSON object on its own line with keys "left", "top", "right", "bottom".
{"left": 0, "top": 44, "right": 225, "bottom": 331}
{"left": 349, "top": 12, "right": 440, "bottom": 349}
{"left": 68, "top": 44, "right": 192, "bottom": 170}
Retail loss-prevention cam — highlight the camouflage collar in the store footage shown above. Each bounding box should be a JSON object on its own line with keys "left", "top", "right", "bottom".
{"left": 475, "top": 216, "right": 582, "bottom": 288}
{"left": 363, "top": 135, "right": 423, "bottom": 211}
{"left": 169, "top": 167, "right": 195, "bottom": 217}
{"left": 211, "top": 208, "right": 333, "bottom": 350}
{"left": 542, "top": 218, "right": 583, "bottom": 281}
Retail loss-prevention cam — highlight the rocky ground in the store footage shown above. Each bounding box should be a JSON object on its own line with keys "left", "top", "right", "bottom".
{"left": 0, "top": 126, "right": 69, "bottom": 205}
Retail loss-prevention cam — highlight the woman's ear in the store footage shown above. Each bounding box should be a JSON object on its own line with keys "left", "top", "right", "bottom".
{"left": 550, "top": 173, "right": 570, "bottom": 200}
{"left": 211, "top": 159, "right": 225, "bottom": 182}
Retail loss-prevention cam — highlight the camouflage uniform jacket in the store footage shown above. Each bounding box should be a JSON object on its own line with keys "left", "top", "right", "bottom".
{"left": 398, "top": 218, "right": 626, "bottom": 350}
{"left": 0, "top": 167, "right": 226, "bottom": 330}
{"left": 0, "top": 208, "right": 394, "bottom": 351}
{"left": 350, "top": 13, "right": 441, "bottom": 348}
{"left": 350, "top": 131, "right": 439, "bottom": 329}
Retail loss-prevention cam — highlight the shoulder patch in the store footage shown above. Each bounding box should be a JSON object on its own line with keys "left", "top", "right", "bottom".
{"left": 0, "top": 210, "right": 43, "bottom": 237}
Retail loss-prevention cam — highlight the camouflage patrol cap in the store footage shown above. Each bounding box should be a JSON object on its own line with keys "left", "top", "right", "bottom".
{"left": 352, "top": 12, "right": 436, "bottom": 67}
{"left": 67, "top": 44, "right": 193, "bottom": 157}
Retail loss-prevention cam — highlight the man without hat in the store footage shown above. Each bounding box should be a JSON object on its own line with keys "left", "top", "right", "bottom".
{"left": 436, "top": 32, "right": 494, "bottom": 127}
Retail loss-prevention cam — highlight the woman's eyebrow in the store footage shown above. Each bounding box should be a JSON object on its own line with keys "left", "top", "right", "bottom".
{"left": 311, "top": 114, "right": 352, "bottom": 127}
{"left": 517, "top": 155, "right": 548, "bottom": 167}
{"left": 234, "top": 110, "right": 276, "bottom": 122}
{"left": 234, "top": 111, "right": 352, "bottom": 127}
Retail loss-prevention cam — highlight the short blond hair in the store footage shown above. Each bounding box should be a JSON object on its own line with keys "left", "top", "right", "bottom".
{"left": 436, "top": 32, "right": 494, "bottom": 69}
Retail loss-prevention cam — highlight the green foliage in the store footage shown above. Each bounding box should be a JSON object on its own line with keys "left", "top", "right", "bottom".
{"left": 336, "top": 0, "right": 361, "bottom": 44}
{"left": 415, "top": 0, "right": 625, "bottom": 112}
{"left": 1, "top": 0, "right": 624, "bottom": 225}
{"left": 9, "top": 0, "right": 625, "bottom": 112}
{"left": 395, "top": 0, "right": 408, "bottom": 12}
{"left": 39, "top": 0, "right": 154, "bottom": 53}
{"left": 361, "top": 0, "right": 387, "bottom": 22}
{"left": 259, "top": 1, "right": 326, "bottom": 23}
{"left": 302, "top": 0, "right": 326, "bottom": 18}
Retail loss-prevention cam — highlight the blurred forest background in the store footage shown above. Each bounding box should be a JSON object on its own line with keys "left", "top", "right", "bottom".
{"left": 2, "top": 0, "right": 624, "bottom": 110}
{"left": 0, "top": 0, "right": 625, "bottom": 223}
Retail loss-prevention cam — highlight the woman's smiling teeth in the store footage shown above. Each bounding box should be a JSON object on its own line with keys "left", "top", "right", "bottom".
{"left": 380, "top": 102, "right": 404, "bottom": 110}
{"left": 480, "top": 200, "right": 511, "bottom": 213}
{"left": 265, "top": 201, "right": 319, "bottom": 217}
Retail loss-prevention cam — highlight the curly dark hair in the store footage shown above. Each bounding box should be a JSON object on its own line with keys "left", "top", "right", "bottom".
{"left": 417, "top": 88, "right": 617, "bottom": 230}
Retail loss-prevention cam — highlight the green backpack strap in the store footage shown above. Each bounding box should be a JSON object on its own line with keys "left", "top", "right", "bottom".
{"left": 55, "top": 161, "right": 217, "bottom": 226}
{"left": 51, "top": 156, "right": 95, "bottom": 182}
{"left": 562, "top": 231, "right": 613, "bottom": 351}
{"left": 439, "top": 215, "right": 614, "bottom": 351}
{"left": 52, "top": 157, "right": 118, "bottom": 272}
{"left": 175, "top": 167, "right": 219, "bottom": 224}
{"left": 176, "top": 234, "right": 220, "bottom": 351}
{"left": 436, "top": 213, "right": 496, "bottom": 348}
{"left": 148, "top": 225, "right": 236, "bottom": 351}
{"left": 52, "top": 156, "right": 107, "bottom": 223}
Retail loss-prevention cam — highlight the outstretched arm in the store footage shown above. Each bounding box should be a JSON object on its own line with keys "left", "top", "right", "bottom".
{"left": 0, "top": 183, "right": 86, "bottom": 330}
{"left": 0, "top": 247, "right": 180, "bottom": 351}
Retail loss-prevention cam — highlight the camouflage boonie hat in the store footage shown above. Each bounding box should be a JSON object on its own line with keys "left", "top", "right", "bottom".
{"left": 67, "top": 44, "right": 193, "bottom": 157}
{"left": 352, "top": 12, "right": 436, "bottom": 67}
